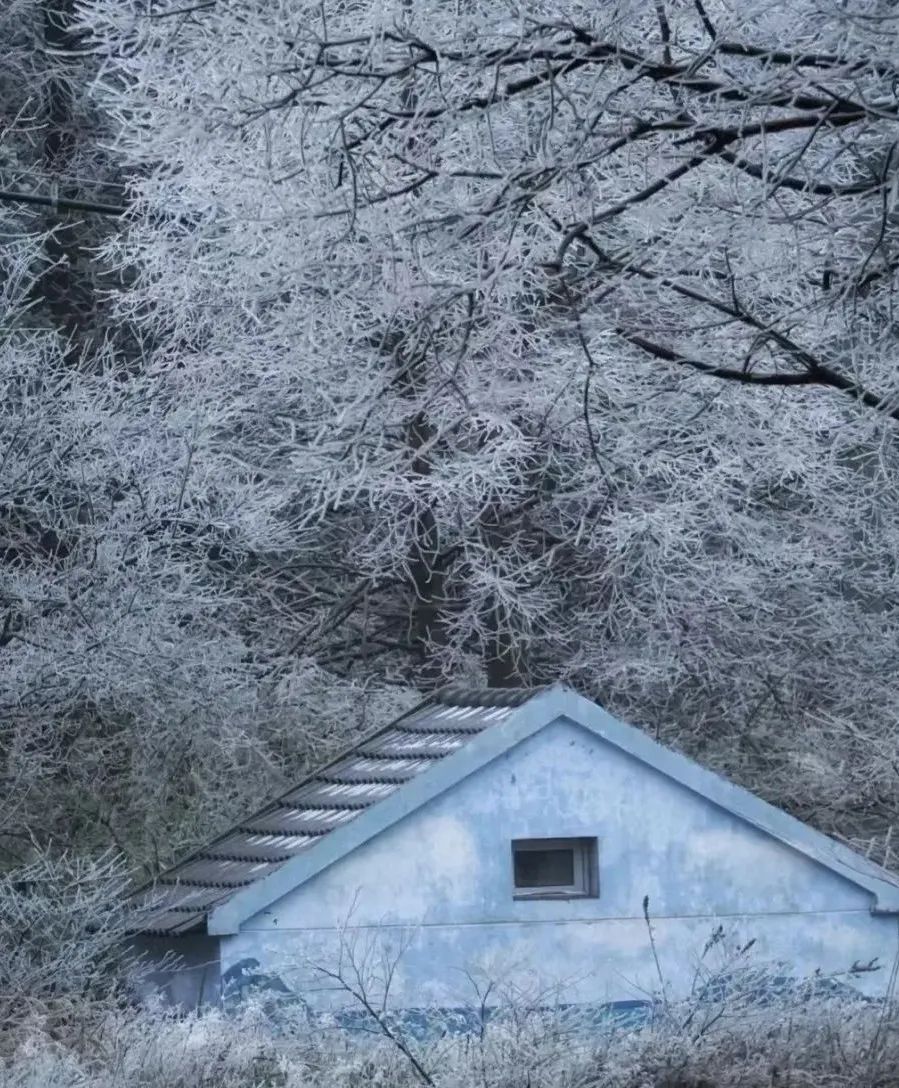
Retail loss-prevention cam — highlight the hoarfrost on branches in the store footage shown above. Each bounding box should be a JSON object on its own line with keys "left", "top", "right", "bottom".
{"left": 3, "top": 0, "right": 898, "bottom": 865}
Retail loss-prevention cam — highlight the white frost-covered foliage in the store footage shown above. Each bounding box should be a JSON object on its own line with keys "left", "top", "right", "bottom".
{"left": 0, "top": 2, "right": 415, "bottom": 867}
{"left": 63, "top": 0, "right": 899, "bottom": 856}
{"left": 0, "top": 846, "right": 131, "bottom": 1032}
{"left": 2, "top": 991, "right": 899, "bottom": 1088}
{"left": 1, "top": 0, "right": 415, "bottom": 862}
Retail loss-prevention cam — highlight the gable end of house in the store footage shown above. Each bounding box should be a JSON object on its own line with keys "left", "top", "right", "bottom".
{"left": 129, "top": 685, "right": 899, "bottom": 939}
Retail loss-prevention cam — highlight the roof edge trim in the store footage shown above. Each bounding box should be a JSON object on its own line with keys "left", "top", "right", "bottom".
{"left": 208, "top": 687, "right": 565, "bottom": 933}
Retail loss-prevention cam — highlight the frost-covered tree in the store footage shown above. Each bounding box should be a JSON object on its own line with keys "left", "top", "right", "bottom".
{"left": 65, "top": 0, "right": 899, "bottom": 860}
{"left": 0, "top": 288, "right": 407, "bottom": 870}
{"left": 0, "top": 2, "right": 414, "bottom": 873}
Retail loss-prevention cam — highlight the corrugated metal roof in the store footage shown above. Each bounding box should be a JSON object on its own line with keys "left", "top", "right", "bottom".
{"left": 130, "top": 686, "right": 545, "bottom": 935}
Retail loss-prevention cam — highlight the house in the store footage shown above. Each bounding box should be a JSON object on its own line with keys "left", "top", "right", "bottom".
{"left": 130, "top": 685, "right": 899, "bottom": 1016}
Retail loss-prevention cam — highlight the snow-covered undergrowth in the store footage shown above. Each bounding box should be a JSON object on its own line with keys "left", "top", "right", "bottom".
{"left": 2, "top": 994, "right": 897, "bottom": 1088}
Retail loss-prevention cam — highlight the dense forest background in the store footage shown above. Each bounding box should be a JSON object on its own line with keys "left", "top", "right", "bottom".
{"left": 3, "top": 0, "right": 899, "bottom": 898}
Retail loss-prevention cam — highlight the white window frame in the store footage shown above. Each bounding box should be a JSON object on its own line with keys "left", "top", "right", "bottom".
{"left": 511, "top": 837, "right": 598, "bottom": 900}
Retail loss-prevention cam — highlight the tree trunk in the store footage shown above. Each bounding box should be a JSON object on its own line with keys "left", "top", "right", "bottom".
{"left": 38, "top": 0, "right": 95, "bottom": 355}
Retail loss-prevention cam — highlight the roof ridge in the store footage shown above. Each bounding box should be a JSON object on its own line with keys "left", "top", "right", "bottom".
{"left": 432, "top": 684, "right": 550, "bottom": 707}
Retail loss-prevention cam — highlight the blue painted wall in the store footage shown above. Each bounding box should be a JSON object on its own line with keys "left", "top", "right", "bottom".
{"left": 221, "top": 717, "right": 898, "bottom": 1010}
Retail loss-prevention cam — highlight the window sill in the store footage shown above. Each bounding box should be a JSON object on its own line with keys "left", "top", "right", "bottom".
{"left": 512, "top": 890, "right": 597, "bottom": 901}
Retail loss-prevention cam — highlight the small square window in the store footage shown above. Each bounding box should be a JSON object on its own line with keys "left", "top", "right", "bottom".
{"left": 511, "top": 837, "right": 598, "bottom": 899}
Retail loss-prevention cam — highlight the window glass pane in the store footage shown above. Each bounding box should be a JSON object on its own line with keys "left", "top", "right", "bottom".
{"left": 514, "top": 847, "right": 575, "bottom": 888}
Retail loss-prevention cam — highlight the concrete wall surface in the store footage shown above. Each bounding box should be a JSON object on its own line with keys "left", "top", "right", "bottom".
{"left": 221, "top": 717, "right": 899, "bottom": 1009}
